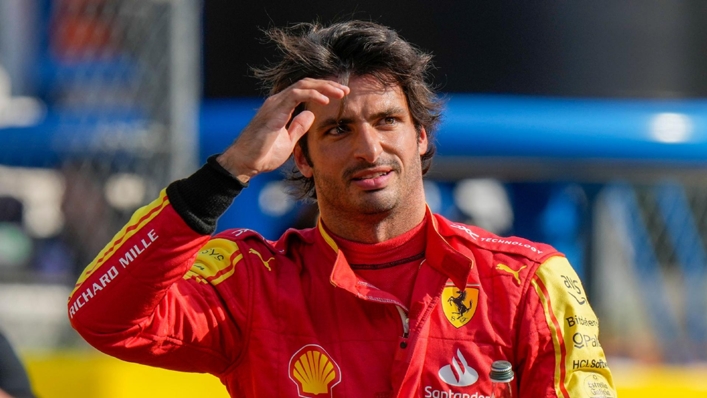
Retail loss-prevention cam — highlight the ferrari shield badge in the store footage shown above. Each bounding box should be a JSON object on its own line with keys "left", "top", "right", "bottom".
{"left": 441, "top": 284, "right": 479, "bottom": 328}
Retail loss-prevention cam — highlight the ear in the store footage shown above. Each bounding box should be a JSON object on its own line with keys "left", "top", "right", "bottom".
{"left": 418, "top": 127, "right": 429, "bottom": 155}
{"left": 293, "top": 141, "right": 313, "bottom": 178}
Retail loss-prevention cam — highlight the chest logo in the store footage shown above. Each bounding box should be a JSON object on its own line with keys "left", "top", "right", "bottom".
{"left": 496, "top": 263, "right": 527, "bottom": 286}
{"left": 441, "top": 284, "right": 479, "bottom": 328}
{"left": 248, "top": 248, "right": 274, "bottom": 271}
{"left": 439, "top": 349, "right": 479, "bottom": 387}
{"left": 289, "top": 344, "right": 341, "bottom": 397}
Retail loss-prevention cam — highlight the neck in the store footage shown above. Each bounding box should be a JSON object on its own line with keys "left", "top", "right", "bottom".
{"left": 318, "top": 199, "right": 427, "bottom": 244}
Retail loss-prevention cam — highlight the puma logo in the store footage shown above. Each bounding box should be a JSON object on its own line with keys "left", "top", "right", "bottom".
{"left": 249, "top": 248, "right": 274, "bottom": 271}
{"left": 496, "top": 263, "right": 527, "bottom": 286}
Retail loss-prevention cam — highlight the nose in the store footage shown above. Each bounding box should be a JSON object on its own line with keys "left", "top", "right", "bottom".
{"left": 352, "top": 124, "right": 383, "bottom": 163}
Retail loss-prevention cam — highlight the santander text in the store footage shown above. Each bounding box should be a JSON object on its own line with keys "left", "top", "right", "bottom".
{"left": 424, "top": 386, "right": 489, "bottom": 398}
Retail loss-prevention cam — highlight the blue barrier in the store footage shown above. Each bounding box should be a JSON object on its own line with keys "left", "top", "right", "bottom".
{"left": 437, "top": 95, "right": 707, "bottom": 163}
{"left": 3, "top": 95, "right": 706, "bottom": 168}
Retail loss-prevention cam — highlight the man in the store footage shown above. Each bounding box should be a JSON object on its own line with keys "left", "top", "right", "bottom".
{"left": 68, "top": 21, "right": 616, "bottom": 397}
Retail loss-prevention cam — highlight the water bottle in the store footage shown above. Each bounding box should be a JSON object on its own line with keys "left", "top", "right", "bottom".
{"left": 489, "top": 360, "right": 514, "bottom": 398}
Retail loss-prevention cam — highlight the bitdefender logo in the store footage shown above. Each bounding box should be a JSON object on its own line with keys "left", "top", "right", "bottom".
{"left": 424, "top": 349, "right": 490, "bottom": 398}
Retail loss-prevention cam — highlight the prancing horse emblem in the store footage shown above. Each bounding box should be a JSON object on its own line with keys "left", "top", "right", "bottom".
{"left": 249, "top": 248, "right": 274, "bottom": 271}
{"left": 441, "top": 284, "right": 479, "bottom": 328}
{"left": 448, "top": 291, "right": 470, "bottom": 318}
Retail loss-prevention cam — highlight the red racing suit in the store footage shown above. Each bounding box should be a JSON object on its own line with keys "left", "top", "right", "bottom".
{"left": 68, "top": 157, "right": 616, "bottom": 397}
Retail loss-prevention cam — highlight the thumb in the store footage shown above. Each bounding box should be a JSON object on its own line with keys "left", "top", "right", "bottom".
{"left": 288, "top": 110, "right": 315, "bottom": 142}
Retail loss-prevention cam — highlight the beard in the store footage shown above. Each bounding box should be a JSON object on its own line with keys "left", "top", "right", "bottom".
{"left": 312, "top": 155, "right": 424, "bottom": 217}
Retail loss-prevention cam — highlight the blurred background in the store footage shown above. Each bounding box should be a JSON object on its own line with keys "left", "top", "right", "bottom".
{"left": 1, "top": 0, "right": 707, "bottom": 396}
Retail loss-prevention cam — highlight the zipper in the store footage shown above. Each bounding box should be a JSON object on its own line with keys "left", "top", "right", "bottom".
{"left": 396, "top": 305, "right": 410, "bottom": 348}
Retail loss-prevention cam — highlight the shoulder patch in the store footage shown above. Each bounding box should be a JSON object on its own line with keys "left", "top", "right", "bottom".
{"left": 184, "top": 238, "right": 242, "bottom": 286}
{"left": 216, "top": 228, "right": 265, "bottom": 241}
{"left": 474, "top": 233, "right": 555, "bottom": 259}
{"left": 215, "top": 227, "right": 284, "bottom": 252}
{"left": 442, "top": 221, "right": 558, "bottom": 262}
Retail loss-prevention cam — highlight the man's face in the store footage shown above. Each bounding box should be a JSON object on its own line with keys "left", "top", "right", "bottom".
{"left": 294, "top": 75, "right": 428, "bottom": 218}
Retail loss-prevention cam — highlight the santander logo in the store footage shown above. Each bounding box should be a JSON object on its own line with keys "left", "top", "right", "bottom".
{"left": 438, "top": 349, "right": 479, "bottom": 387}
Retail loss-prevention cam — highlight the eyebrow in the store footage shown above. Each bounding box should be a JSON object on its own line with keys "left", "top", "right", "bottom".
{"left": 374, "top": 107, "right": 407, "bottom": 119}
{"left": 315, "top": 106, "right": 408, "bottom": 130}
{"left": 315, "top": 117, "right": 352, "bottom": 131}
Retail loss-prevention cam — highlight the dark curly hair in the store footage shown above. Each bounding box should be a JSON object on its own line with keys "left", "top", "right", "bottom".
{"left": 252, "top": 20, "right": 442, "bottom": 200}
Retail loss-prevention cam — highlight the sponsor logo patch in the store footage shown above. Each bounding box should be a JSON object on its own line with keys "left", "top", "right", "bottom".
{"left": 583, "top": 374, "right": 615, "bottom": 397}
{"left": 248, "top": 248, "right": 275, "bottom": 271}
{"left": 450, "top": 224, "right": 480, "bottom": 240}
{"left": 289, "top": 344, "right": 341, "bottom": 398}
{"left": 495, "top": 263, "right": 527, "bottom": 286}
{"left": 438, "top": 349, "right": 479, "bottom": 387}
{"left": 562, "top": 274, "right": 587, "bottom": 305}
{"left": 442, "top": 284, "right": 479, "bottom": 328}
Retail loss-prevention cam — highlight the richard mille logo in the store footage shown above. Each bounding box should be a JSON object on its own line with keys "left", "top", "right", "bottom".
{"left": 438, "top": 349, "right": 479, "bottom": 387}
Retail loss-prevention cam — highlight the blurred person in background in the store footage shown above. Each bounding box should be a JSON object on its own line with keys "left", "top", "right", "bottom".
{"left": 32, "top": 161, "right": 124, "bottom": 280}
{"left": 0, "top": 329, "right": 35, "bottom": 398}
{"left": 68, "top": 20, "right": 615, "bottom": 397}
{"left": 57, "top": 162, "right": 121, "bottom": 276}
{"left": 0, "top": 197, "right": 32, "bottom": 272}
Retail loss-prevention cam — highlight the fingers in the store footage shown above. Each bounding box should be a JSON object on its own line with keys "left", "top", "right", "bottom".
{"left": 280, "top": 78, "right": 350, "bottom": 109}
{"left": 288, "top": 110, "right": 315, "bottom": 142}
{"left": 219, "top": 78, "right": 347, "bottom": 180}
{"left": 256, "top": 78, "right": 348, "bottom": 131}
{"left": 282, "top": 79, "right": 347, "bottom": 139}
{"left": 298, "top": 77, "right": 350, "bottom": 99}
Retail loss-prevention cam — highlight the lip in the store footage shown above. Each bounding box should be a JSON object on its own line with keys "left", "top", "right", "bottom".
{"left": 350, "top": 167, "right": 394, "bottom": 190}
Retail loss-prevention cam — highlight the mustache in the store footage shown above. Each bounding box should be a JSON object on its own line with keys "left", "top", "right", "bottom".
{"left": 342, "top": 159, "right": 401, "bottom": 180}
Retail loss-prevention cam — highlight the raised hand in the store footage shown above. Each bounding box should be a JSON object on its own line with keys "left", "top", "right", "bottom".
{"left": 217, "top": 78, "right": 349, "bottom": 183}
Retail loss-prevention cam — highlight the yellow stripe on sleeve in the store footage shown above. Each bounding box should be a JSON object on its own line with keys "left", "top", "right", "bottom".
{"left": 531, "top": 275, "right": 567, "bottom": 397}
{"left": 533, "top": 256, "right": 616, "bottom": 397}
{"left": 70, "top": 190, "right": 171, "bottom": 299}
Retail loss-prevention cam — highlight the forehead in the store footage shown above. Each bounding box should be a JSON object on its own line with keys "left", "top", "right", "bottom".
{"left": 344, "top": 75, "right": 400, "bottom": 97}
{"left": 310, "top": 75, "right": 408, "bottom": 117}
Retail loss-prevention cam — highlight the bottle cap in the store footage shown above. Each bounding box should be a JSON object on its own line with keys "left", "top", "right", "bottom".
{"left": 489, "top": 360, "right": 514, "bottom": 382}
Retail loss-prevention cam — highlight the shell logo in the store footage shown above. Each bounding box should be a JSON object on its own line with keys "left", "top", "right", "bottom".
{"left": 289, "top": 344, "right": 342, "bottom": 397}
